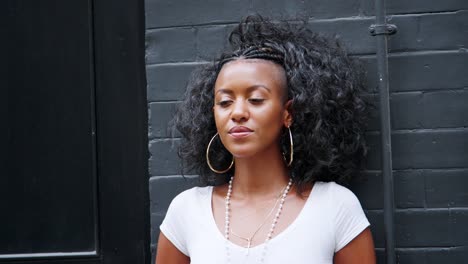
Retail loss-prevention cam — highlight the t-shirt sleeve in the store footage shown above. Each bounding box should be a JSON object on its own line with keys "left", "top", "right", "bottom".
{"left": 331, "top": 183, "right": 370, "bottom": 252}
{"left": 159, "top": 190, "right": 190, "bottom": 256}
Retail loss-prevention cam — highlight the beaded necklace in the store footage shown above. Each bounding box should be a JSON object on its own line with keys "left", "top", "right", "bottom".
{"left": 224, "top": 176, "right": 293, "bottom": 263}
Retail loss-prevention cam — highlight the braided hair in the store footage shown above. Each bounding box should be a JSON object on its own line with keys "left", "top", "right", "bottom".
{"left": 173, "top": 15, "right": 370, "bottom": 191}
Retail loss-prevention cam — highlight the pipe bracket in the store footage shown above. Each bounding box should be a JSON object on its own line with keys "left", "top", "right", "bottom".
{"left": 369, "top": 24, "right": 397, "bottom": 36}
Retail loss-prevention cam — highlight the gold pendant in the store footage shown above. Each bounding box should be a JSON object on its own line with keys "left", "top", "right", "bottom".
{"left": 246, "top": 239, "right": 251, "bottom": 256}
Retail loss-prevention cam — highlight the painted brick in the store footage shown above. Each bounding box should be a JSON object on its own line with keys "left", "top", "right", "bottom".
{"left": 375, "top": 247, "right": 385, "bottom": 263}
{"left": 310, "top": 17, "right": 375, "bottom": 55}
{"left": 396, "top": 247, "right": 468, "bottom": 264}
{"left": 150, "top": 212, "right": 164, "bottom": 247}
{"left": 148, "top": 17, "right": 376, "bottom": 61}
{"left": 375, "top": 249, "right": 385, "bottom": 264}
{"left": 251, "top": 0, "right": 309, "bottom": 19}
{"left": 145, "top": 0, "right": 367, "bottom": 29}
{"left": 368, "top": 209, "right": 468, "bottom": 248}
{"left": 387, "top": 11, "right": 468, "bottom": 52}
{"left": 367, "top": 92, "right": 422, "bottom": 131}
{"left": 390, "top": 129, "right": 468, "bottom": 169}
{"left": 359, "top": 56, "right": 379, "bottom": 93}
{"left": 146, "top": 27, "right": 196, "bottom": 64}
{"left": 396, "top": 209, "right": 451, "bottom": 247}
{"left": 252, "top": 0, "right": 361, "bottom": 20}
{"left": 196, "top": 25, "right": 230, "bottom": 61}
{"left": 352, "top": 169, "right": 468, "bottom": 211}
{"left": 365, "top": 129, "right": 468, "bottom": 170}
{"left": 395, "top": 208, "right": 468, "bottom": 247}
{"left": 362, "top": 0, "right": 468, "bottom": 16}
{"left": 362, "top": 51, "right": 468, "bottom": 93}
{"left": 367, "top": 88, "right": 468, "bottom": 131}
{"left": 393, "top": 171, "right": 426, "bottom": 209}
{"left": 149, "top": 139, "right": 183, "bottom": 176}
{"left": 145, "top": 0, "right": 250, "bottom": 29}
{"left": 151, "top": 245, "right": 156, "bottom": 264}
{"left": 146, "top": 63, "right": 200, "bottom": 101}
{"left": 387, "top": 51, "right": 468, "bottom": 92}
{"left": 350, "top": 170, "right": 426, "bottom": 210}
{"left": 389, "top": 92, "right": 425, "bottom": 130}
{"left": 362, "top": 134, "right": 391, "bottom": 169}
{"left": 421, "top": 89, "right": 468, "bottom": 128}
{"left": 349, "top": 171, "right": 383, "bottom": 210}
{"left": 366, "top": 210, "right": 385, "bottom": 247}
{"left": 149, "top": 175, "right": 199, "bottom": 214}
{"left": 425, "top": 169, "right": 468, "bottom": 207}
{"left": 147, "top": 13, "right": 468, "bottom": 64}
{"left": 451, "top": 209, "right": 468, "bottom": 245}
{"left": 309, "top": 11, "right": 468, "bottom": 55}
{"left": 148, "top": 102, "right": 179, "bottom": 139}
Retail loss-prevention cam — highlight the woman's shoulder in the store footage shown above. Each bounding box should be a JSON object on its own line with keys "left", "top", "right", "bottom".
{"left": 167, "top": 185, "right": 213, "bottom": 210}
{"left": 313, "top": 181, "right": 351, "bottom": 193}
{"left": 313, "top": 181, "right": 362, "bottom": 205}
{"left": 163, "top": 186, "right": 213, "bottom": 212}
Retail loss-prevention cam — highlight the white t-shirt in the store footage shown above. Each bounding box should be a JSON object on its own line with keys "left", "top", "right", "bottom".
{"left": 160, "top": 181, "right": 370, "bottom": 264}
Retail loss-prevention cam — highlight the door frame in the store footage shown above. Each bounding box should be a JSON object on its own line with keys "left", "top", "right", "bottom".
{"left": 0, "top": 0, "right": 150, "bottom": 263}
{"left": 93, "top": 0, "right": 150, "bottom": 263}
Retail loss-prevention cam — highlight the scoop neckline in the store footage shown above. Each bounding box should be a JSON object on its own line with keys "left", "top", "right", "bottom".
{"left": 206, "top": 181, "right": 319, "bottom": 251}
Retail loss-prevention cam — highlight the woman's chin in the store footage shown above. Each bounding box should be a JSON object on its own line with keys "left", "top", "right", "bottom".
{"left": 229, "top": 148, "right": 258, "bottom": 159}
{"left": 227, "top": 144, "right": 278, "bottom": 160}
{"left": 231, "top": 152, "right": 255, "bottom": 159}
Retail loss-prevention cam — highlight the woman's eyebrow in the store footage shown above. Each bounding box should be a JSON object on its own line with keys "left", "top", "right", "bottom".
{"left": 215, "top": 88, "right": 234, "bottom": 95}
{"left": 215, "top": 85, "right": 271, "bottom": 95}
{"left": 247, "top": 85, "right": 271, "bottom": 93}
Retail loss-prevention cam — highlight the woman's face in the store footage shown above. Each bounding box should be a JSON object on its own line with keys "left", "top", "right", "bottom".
{"left": 213, "top": 59, "right": 291, "bottom": 158}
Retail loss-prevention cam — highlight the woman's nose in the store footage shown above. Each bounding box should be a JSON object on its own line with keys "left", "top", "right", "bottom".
{"left": 231, "top": 100, "right": 249, "bottom": 122}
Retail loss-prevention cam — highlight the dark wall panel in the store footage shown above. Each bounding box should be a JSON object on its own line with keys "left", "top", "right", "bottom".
{"left": 1, "top": 0, "right": 97, "bottom": 256}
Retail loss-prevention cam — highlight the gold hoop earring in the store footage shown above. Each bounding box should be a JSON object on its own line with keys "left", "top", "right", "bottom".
{"left": 285, "top": 126, "right": 294, "bottom": 167}
{"left": 206, "top": 133, "right": 234, "bottom": 174}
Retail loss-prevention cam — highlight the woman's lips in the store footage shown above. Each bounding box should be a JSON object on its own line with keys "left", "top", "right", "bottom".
{"left": 228, "top": 126, "right": 253, "bottom": 138}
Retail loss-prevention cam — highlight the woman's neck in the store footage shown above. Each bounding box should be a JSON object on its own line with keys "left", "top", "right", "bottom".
{"left": 230, "top": 150, "right": 290, "bottom": 200}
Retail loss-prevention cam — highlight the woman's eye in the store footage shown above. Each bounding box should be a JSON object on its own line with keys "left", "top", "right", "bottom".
{"left": 248, "top": 98, "right": 265, "bottom": 104}
{"left": 216, "top": 100, "right": 232, "bottom": 107}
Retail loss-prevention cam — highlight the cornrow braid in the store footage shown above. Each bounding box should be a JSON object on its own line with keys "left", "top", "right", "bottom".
{"left": 220, "top": 45, "right": 284, "bottom": 68}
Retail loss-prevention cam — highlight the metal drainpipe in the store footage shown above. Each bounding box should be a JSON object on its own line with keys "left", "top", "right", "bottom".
{"left": 369, "top": 0, "right": 397, "bottom": 262}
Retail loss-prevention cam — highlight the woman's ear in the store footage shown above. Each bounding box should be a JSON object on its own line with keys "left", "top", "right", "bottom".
{"left": 283, "top": 100, "right": 293, "bottom": 127}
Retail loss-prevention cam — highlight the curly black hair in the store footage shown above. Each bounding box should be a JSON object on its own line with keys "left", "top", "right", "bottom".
{"left": 173, "top": 15, "right": 370, "bottom": 191}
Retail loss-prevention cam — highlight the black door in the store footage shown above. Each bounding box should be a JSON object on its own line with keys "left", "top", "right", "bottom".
{"left": 1, "top": 1, "right": 149, "bottom": 263}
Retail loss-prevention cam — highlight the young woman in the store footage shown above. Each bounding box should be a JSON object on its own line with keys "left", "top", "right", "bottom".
{"left": 156, "top": 16, "right": 376, "bottom": 264}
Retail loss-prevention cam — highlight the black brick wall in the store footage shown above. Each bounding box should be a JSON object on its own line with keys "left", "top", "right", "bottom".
{"left": 145, "top": 1, "right": 468, "bottom": 263}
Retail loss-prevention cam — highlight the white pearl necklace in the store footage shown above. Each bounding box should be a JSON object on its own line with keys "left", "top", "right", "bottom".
{"left": 224, "top": 176, "right": 293, "bottom": 263}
